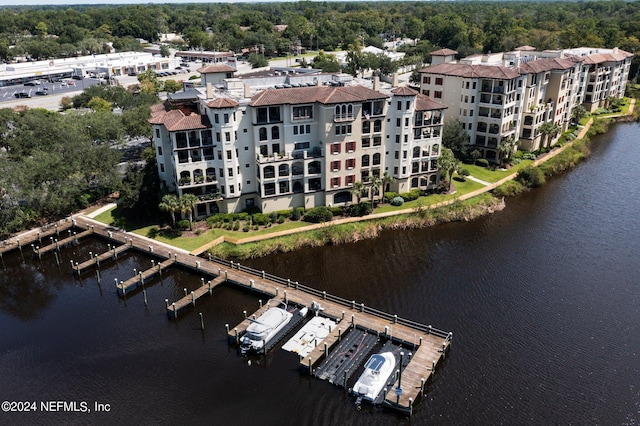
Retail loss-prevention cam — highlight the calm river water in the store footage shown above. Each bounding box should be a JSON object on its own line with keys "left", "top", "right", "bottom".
{"left": 1, "top": 123, "right": 639, "bottom": 425}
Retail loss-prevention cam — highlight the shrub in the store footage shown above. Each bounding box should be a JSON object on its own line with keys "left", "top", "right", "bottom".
{"left": 277, "top": 215, "right": 286, "bottom": 224}
{"left": 194, "top": 228, "right": 202, "bottom": 235}
{"left": 384, "top": 191, "right": 398, "bottom": 202}
{"left": 233, "top": 221, "right": 240, "bottom": 231}
{"left": 243, "top": 206, "right": 261, "bottom": 215}
{"left": 236, "top": 212, "right": 249, "bottom": 221}
{"left": 303, "top": 206, "right": 333, "bottom": 223}
{"left": 177, "top": 219, "right": 190, "bottom": 230}
{"left": 243, "top": 225, "right": 250, "bottom": 232}
{"left": 493, "top": 180, "right": 525, "bottom": 197}
{"left": 516, "top": 166, "right": 545, "bottom": 188}
{"left": 400, "top": 189, "right": 421, "bottom": 202}
{"left": 252, "top": 213, "right": 269, "bottom": 226}
{"left": 391, "top": 196, "right": 404, "bottom": 206}
{"left": 290, "top": 207, "right": 302, "bottom": 221}
{"left": 329, "top": 206, "right": 344, "bottom": 216}
{"left": 459, "top": 168, "right": 470, "bottom": 177}
{"left": 476, "top": 158, "right": 489, "bottom": 167}
{"left": 270, "top": 211, "right": 278, "bottom": 223}
{"left": 348, "top": 202, "right": 372, "bottom": 217}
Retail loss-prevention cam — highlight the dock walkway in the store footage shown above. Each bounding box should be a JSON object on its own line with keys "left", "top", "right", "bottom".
{"left": 74, "top": 243, "right": 131, "bottom": 274}
{"left": 117, "top": 258, "right": 176, "bottom": 296}
{"left": 166, "top": 275, "right": 226, "bottom": 317}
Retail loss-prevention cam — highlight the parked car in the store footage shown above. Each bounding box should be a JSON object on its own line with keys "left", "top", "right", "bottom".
{"left": 67, "top": 80, "right": 75, "bottom": 86}
{"left": 60, "top": 81, "right": 68, "bottom": 87}
{"left": 35, "top": 90, "right": 48, "bottom": 96}
{"left": 15, "top": 92, "right": 31, "bottom": 98}
{"left": 71, "top": 75, "right": 83, "bottom": 80}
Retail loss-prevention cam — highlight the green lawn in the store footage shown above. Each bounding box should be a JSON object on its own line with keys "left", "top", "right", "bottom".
{"left": 463, "top": 159, "right": 532, "bottom": 183}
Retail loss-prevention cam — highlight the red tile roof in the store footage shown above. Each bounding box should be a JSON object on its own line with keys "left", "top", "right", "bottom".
{"left": 431, "top": 48, "right": 458, "bottom": 56}
{"left": 249, "top": 85, "right": 388, "bottom": 107}
{"left": 518, "top": 57, "right": 578, "bottom": 74}
{"left": 207, "top": 98, "right": 239, "bottom": 109}
{"left": 391, "top": 86, "right": 418, "bottom": 96}
{"left": 148, "top": 103, "right": 211, "bottom": 131}
{"left": 415, "top": 94, "right": 448, "bottom": 111}
{"left": 583, "top": 50, "right": 633, "bottom": 64}
{"left": 197, "top": 64, "right": 237, "bottom": 74}
{"left": 420, "top": 62, "right": 520, "bottom": 80}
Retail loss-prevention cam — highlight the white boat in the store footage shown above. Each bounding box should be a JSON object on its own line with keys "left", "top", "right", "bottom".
{"left": 351, "top": 352, "right": 396, "bottom": 405}
{"left": 282, "top": 316, "right": 337, "bottom": 357}
{"left": 240, "top": 302, "right": 293, "bottom": 354}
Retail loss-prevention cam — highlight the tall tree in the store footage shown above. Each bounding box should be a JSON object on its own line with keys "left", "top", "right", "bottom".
{"left": 442, "top": 119, "right": 470, "bottom": 158}
{"left": 437, "top": 147, "right": 462, "bottom": 192}
{"left": 159, "top": 194, "right": 180, "bottom": 228}
{"left": 179, "top": 193, "right": 199, "bottom": 230}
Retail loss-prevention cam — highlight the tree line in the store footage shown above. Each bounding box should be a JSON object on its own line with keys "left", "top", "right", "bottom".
{"left": 0, "top": 2, "right": 638, "bottom": 76}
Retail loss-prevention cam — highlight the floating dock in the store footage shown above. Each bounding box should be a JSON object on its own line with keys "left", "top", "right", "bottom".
{"left": 282, "top": 315, "right": 338, "bottom": 358}
{"left": 313, "top": 328, "right": 378, "bottom": 386}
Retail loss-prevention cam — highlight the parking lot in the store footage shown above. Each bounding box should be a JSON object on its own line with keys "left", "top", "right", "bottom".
{"left": 0, "top": 77, "right": 101, "bottom": 104}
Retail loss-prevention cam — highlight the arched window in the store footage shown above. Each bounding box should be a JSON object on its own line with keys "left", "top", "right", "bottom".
{"left": 271, "top": 126, "right": 280, "bottom": 139}
{"left": 259, "top": 127, "right": 267, "bottom": 141}
{"left": 278, "top": 164, "right": 289, "bottom": 177}
{"left": 263, "top": 165, "right": 275, "bottom": 179}
{"left": 373, "top": 120, "right": 382, "bottom": 132}
{"left": 361, "top": 154, "right": 370, "bottom": 167}
{"left": 413, "top": 147, "right": 421, "bottom": 158}
{"left": 372, "top": 153, "right": 381, "bottom": 165}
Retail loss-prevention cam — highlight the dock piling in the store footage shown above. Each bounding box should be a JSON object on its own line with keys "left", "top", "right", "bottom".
{"left": 143, "top": 287, "right": 147, "bottom": 306}
{"left": 191, "top": 291, "right": 195, "bottom": 306}
{"left": 172, "top": 303, "right": 177, "bottom": 319}
{"left": 54, "top": 251, "right": 60, "bottom": 266}
{"left": 199, "top": 313, "right": 204, "bottom": 330}
{"left": 243, "top": 310, "right": 247, "bottom": 319}
{"left": 96, "top": 269, "right": 101, "bottom": 283}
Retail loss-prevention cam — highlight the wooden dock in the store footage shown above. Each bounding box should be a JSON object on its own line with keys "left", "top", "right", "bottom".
{"left": 73, "top": 243, "right": 131, "bottom": 274}
{"left": 33, "top": 229, "right": 92, "bottom": 257}
{"left": 0, "top": 220, "right": 74, "bottom": 256}
{"left": 63, "top": 217, "right": 453, "bottom": 416}
{"left": 225, "top": 298, "right": 285, "bottom": 342}
{"left": 166, "top": 275, "right": 226, "bottom": 318}
{"left": 116, "top": 258, "right": 176, "bottom": 296}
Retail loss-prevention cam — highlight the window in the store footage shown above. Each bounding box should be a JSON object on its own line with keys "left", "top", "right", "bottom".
{"left": 331, "top": 160, "right": 341, "bottom": 172}
{"left": 294, "top": 142, "right": 310, "bottom": 150}
{"left": 226, "top": 150, "right": 232, "bottom": 160}
{"left": 405, "top": 117, "right": 409, "bottom": 126}
{"left": 362, "top": 137, "right": 371, "bottom": 148}
{"left": 216, "top": 132, "right": 221, "bottom": 142}
{"left": 373, "top": 153, "right": 381, "bottom": 165}
{"left": 214, "top": 113, "right": 219, "bottom": 124}
{"left": 331, "top": 143, "right": 341, "bottom": 154}
{"left": 225, "top": 132, "right": 231, "bottom": 142}
{"left": 157, "top": 146, "right": 162, "bottom": 156}
{"left": 373, "top": 120, "right": 382, "bottom": 132}
{"left": 228, "top": 168, "right": 233, "bottom": 177}
{"left": 217, "top": 150, "right": 222, "bottom": 160}
{"left": 395, "top": 135, "right": 400, "bottom": 144}
{"left": 394, "top": 151, "right": 399, "bottom": 160}
{"left": 159, "top": 163, "right": 164, "bottom": 172}
{"left": 219, "top": 168, "right": 224, "bottom": 177}
{"left": 346, "top": 158, "right": 355, "bottom": 169}
{"left": 271, "top": 126, "right": 279, "bottom": 139}
{"left": 229, "top": 185, "right": 235, "bottom": 194}
{"left": 224, "top": 113, "right": 229, "bottom": 124}
{"left": 346, "top": 175, "right": 355, "bottom": 185}
{"left": 362, "top": 154, "right": 370, "bottom": 167}
{"left": 335, "top": 124, "right": 352, "bottom": 136}
{"left": 155, "top": 129, "right": 160, "bottom": 138}
{"left": 332, "top": 177, "right": 341, "bottom": 188}
{"left": 292, "top": 105, "right": 313, "bottom": 120}
{"left": 435, "top": 77, "right": 443, "bottom": 85}
{"left": 434, "top": 91, "right": 442, "bottom": 99}
{"left": 423, "top": 76, "right": 431, "bottom": 84}
{"left": 403, "top": 150, "right": 408, "bottom": 159}
{"left": 346, "top": 141, "right": 355, "bottom": 152}
{"left": 397, "top": 101, "right": 402, "bottom": 110}
{"left": 396, "top": 117, "right": 401, "bottom": 127}
{"left": 406, "top": 101, "right": 410, "bottom": 109}
{"left": 423, "top": 90, "right": 430, "bottom": 97}
{"left": 259, "top": 127, "right": 267, "bottom": 141}
{"left": 362, "top": 121, "right": 371, "bottom": 134}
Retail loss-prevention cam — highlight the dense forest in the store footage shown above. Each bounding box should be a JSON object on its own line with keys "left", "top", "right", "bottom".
{"left": 0, "top": 1, "right": 639, "bottom": 66}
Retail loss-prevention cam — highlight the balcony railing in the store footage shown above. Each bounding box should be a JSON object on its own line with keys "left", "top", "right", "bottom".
{"left": 334, "top": 113, "right": 355, "bottom": 122}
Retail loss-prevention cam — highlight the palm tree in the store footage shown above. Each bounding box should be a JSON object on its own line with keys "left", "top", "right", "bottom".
{"left": 349, "top": 181, "right": 366, "bottom": 204}
{"left": 498, "top": 136, "right": 517, "bottom": 166}
{"left": 381, "top": 172, "right": 396, "bottom": 194}
{"left": 437, "top": 148, "right": 462, "bottom": 192}
{"left": 158, "top": 194, "right": 180, "bottom": 228}
{"left": 368, "top": 175, "right": 382, "bottom": 206}
{"left": 179, "top": 193, "right": 199, "bottom": 230}
{"left": 539, "top": 122, "right": 561, "bottom": 149}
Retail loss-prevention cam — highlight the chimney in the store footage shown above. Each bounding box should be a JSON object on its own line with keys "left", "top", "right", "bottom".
{"left": 392, "top": 73, "right": 398, "bottom": 87}
{"left": 373, "top": 76, "right": 380, "bottom": 91}
{"left": 244, "top": 83, "right": 251, "bottom": 98}
{"left": 206, "top": 83, "right": 213, "bottom": 99}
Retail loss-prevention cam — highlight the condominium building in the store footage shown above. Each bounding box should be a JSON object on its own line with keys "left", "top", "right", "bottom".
{"left": 149, "top": 71, "right": 447, "bottom": 217}
{"left": 419, "top": 46, "right": 632, "bottom": 157}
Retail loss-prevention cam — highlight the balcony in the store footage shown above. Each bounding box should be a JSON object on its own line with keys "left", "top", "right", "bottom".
{"left": 292, "top": 147, "right": 323, "bottom": 159}
{"left": 256, "top": 152, "right": 293, "bottom": 164}
{"left": 334, "top": 113, "right": 355, "bottom": 122}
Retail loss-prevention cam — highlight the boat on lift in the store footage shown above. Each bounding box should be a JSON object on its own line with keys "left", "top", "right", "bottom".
{"left": 351, "top": 351, "right": 396, "bottom": 405}
{"left": 240, "top": 301, "right": 293, "bottom": 354}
